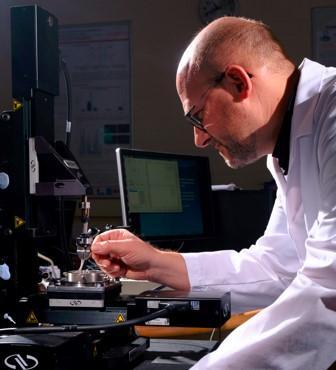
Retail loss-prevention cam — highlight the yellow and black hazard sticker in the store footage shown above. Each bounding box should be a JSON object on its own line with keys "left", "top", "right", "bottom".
{"left": 13, "top": 100, "right": 23, "bottom": 111}
{"left": 116, "top": 313, "right": 125, "bottom": 323}
{"left": 14, "top": 216, "right": 25, "bottom": 229}
{"left": 26, "top": 311, "right": 38, "bottom": 324}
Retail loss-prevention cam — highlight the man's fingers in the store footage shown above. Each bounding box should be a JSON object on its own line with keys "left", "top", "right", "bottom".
{"left": 91, "top": 238, "right": 132, "bottom": 256}
{"left": 95, "top": 258, "right": 111, "bottom": 269}
{"left": 95, "top": 258, "right": 127, "bottom": 277}
{"left": 93, "top": 228, "right": 132, "bottom": 243}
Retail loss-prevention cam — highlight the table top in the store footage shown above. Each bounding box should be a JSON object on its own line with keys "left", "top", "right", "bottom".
{"left": 134, "top": 339, "right": 218, "bottom": 370}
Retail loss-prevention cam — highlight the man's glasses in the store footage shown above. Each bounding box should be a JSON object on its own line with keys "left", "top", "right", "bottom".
{"left": 184, "top": 72, "right": 226, "bottom": 132}
{"left": 185, "top": 105, "right": 207, "bottom": 132}
{"left": 184, "top": 71, "right": 252, "bottom": 132}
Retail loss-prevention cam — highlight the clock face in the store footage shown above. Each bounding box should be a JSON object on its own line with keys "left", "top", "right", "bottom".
{"left": 199, "top": 0, "right": 239, "bottom": 25}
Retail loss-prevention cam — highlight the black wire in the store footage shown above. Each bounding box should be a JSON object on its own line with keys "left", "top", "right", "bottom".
{"left": 0, "top": 302, "right": 188, "bottom": 335}
{"left": 60, "top": 58, "right": 72, "bottom": 148}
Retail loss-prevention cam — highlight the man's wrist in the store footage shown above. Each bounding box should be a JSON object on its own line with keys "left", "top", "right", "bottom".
{"left": 149, "top": 249, "right": 190, "bottom": 290}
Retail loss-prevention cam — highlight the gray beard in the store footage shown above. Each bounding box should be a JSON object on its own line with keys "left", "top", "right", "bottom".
{"left": 219, "top": 132, "right": 258, "bottom": 169}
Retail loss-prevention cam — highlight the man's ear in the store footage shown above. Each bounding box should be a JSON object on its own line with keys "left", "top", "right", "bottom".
{"left": 224, "top": 65, "right": 252, "bottom": 100}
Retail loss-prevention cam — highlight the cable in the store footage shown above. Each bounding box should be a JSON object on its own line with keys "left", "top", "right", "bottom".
{"left": 0, "top": 301, "right": 189, "bottom": 335}
{"left": 37, "top": 252, "right": 57, "bottom": 279}
{"left": 60, "top": 58, "right": 72, "bottom": 148}
{"left": 3, "top": 313, "right": 16, "bottom": 325}
{"left": 209, "top": 327, "right": 216, "bottom": 342}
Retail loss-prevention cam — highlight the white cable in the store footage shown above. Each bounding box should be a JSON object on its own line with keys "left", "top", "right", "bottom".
{"left": 209, "top": 327, "right": 216, "bottom": 342}
{"left": 37, "top": 252, "right": 57, "bottom": 279}
{"left": 77, "top": 259, "right": 85, "bottom": 273}
{"left": 3, "top": 313, "right": 16, "bottom": 324}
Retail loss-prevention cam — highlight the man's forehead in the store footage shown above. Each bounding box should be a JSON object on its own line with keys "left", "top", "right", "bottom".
{"left": 177, "top": 37, "right": 198, "bottom": 74}
{"left": 178, "top": 71, "right": 207, "bottom": 107}
{"left": 177, "top": 36, "right": 213, "bottom": 105}
{"left": 177, "top": 55, "right": 207, "bottom": 90}
{"left": 179, "top": 74, "right": 210, "bottom": 113}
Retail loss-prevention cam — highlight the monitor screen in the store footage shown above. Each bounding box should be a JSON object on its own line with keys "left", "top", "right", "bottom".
{"left": 116, "top": 148, "right": 214, "bottom": 242}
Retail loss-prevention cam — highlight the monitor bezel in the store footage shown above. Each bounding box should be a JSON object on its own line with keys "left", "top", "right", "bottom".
{"left": 116, "top": 147, "right": 215, "bottom": 242}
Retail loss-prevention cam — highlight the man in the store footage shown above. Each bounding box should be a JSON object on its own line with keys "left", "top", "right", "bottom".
{"left": 92, "top": 17, "right": 336, "bottom": 369}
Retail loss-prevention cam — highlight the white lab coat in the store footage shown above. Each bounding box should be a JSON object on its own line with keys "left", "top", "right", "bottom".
{"left": 182, "top": 59, "right": 336, "bottom": 370}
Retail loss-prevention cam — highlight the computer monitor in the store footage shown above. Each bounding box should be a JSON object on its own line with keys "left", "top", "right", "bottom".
{"left": 116, "top": 148, "right": 214, "bottom": 242}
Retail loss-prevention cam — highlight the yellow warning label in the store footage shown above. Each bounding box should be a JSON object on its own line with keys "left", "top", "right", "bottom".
{"left": 13, "top": 100, "right": 23, "bottom": 111}
{"left": 26, "top": 311, "right": 38, "bottom": 324}
{"left": 116, "top": 313, "right": 125, "bottom": 323}
{"left": 14, "top": 216, "right": 25, "bottom": 229}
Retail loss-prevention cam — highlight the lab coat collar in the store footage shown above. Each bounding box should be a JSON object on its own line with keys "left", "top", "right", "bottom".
{"left": 267, "top": 58, "right": 325, "bottom": 202}
{"left": 292, "top": 58, "right": 325, "bottom": 138}
{"left": 267, "top": 155, "right": 287, "bottom": 207}
{"left": 267, "top": 59, "right": 326, "bottom": 208}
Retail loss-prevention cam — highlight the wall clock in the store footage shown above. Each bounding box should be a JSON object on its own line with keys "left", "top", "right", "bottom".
{"left": 199, "top": 0, "right": 239, "bottom": 25}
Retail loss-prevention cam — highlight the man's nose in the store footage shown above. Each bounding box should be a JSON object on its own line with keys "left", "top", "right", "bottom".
{"left": 194, "top": 127, "right": 211, "bottom": 148}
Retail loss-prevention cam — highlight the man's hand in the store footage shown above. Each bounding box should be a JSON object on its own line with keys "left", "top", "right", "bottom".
{"left": 91, "top": 228, "right": 158, "bottom": 280}
{"left": 91, "top": 228, "right": 190, "bottom": 290}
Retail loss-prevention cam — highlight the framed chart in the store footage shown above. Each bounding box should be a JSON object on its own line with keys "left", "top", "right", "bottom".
{"left": 312, "top": 7, "right": 336, "bottom": 66}
{"left": 55, "top": 21, "right": 132, "bottom": 197}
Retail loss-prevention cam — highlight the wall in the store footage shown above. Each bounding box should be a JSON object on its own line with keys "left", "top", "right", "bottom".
{"left": 0, "top": 0, "right": 335, "bottom": 225}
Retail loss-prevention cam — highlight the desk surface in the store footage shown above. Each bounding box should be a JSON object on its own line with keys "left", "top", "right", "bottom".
{"left": 135, "top": 308, "right": 261, "bottom": 339}
{"left": 134, "top": 339, "right": 218, "bottom": 370}
{"left": 133, "top": 309, "right": 262, "bottom": 369}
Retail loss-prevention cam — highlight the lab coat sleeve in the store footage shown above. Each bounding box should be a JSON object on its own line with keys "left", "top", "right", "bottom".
{"left": 190, "top": 275, "right": 336, "bottom": 370}
{"left": 182, "top": 193, "right": 300, "bottom": 309}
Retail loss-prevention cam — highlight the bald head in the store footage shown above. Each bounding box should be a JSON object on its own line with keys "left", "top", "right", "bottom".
{"left": 177, "top": 16, "right": 293, "bottom": 95}
{"left": 176, "top": 17, "right": 299, "bottom": 168}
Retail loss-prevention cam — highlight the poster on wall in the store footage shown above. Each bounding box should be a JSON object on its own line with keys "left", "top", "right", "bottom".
{"left": 312, "top": 7, "right": 336, "bottom": 66}
{"left": 55, "top": 22, "right": 132, "bottom": 197}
